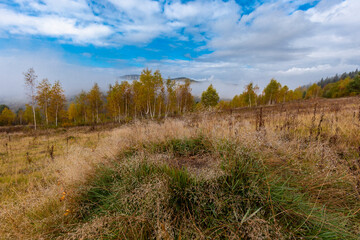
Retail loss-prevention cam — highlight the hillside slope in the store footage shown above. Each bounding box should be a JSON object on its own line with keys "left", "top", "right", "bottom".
{"left": 1, "top": 98, "right": 360, "bottom": 239}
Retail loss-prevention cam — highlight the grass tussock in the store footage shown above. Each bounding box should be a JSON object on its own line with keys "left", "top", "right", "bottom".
{"left": 55, "top": 135, "right": 359, "bottom": 239}
{"left": 1, "top": 98, "right": 360, "bottom": 239}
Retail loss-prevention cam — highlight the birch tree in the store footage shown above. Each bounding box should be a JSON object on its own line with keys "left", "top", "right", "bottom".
{"left": 49, "top": 81, "right": 66, "bottom": 127}
{"left": 24, "top": 68, "right": 38, "bottom": 130}
{"left": 263, "top": 79, "right": 281, "bottom": 105}
{"left": 75, "top": 91, "right": 89, "bottom": 123}
{"left": 36, "top": 78, "right": 52, "bottom": 125}
{"left": 88, "top": 83, "right": 103, "bottom": 123}
{"left": 165, "top": 78, "right": 176, "bottom": 117}
{"left": 107, "top": 82, "right": 123, "bottom": 122}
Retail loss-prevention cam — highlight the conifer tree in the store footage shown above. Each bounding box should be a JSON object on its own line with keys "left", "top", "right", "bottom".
{"left": 347, "top": 74, "right": 360, "bottom": 95}
{"left": 201, "top": 84, "right": 219, "bottom": 108}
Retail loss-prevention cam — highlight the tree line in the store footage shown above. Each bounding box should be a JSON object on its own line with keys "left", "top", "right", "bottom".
{"left": 214, "top": 79, "right": 306, "bottom": 110}
{"left": 68, "top": 69, "right": 193, "bottom": 125}
{"left": 1, "top": 68, "right": 360, "bottom": 126}
{"left": 203, "top": 71, "right": 360, "bottom": 110}
{"left": 316, "top": 69, "right": 359, "bottom": 88}
{"left": 0, "top": 68, "right": 194, "bottom": 127}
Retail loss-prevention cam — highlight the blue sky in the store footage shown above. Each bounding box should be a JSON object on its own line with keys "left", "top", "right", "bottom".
{"left": 0, "top": 0, "right": 359, "bottom": 101}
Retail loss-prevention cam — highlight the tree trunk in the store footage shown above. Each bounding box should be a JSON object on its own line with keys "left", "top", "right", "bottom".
{"left": 118, "top": 105, "right": 121, "bottom": 123}
{"left": 45, "top": 104, "right": 48, "bottom": 125}
{"left": 125, "top": 98, "right": 128, "bottom": 118}
{"left": 55, "top": 104, "right": 58, "bottom": 127}
{"left": 151, "top": 98, "right": 156, "bottom": 119}
{"left": 96, "top": 109, "right": 99, "bottom": 123}
{"left": 146, "top": 97, "right": 150, "bottom": 115}
{"left": 32, "top": 103, "right": 37, "bottom": 130}
{"left": 158, "top": 100, "right": 162, "bottom": 118}
{"left": 183, "top": 97, "right": 187, "bottom": 113}
{"left": 165, "top": 100, "right": 169, "bottom": 118}
{"left": 96, "top": 100, "right": 99, "bottom": 124}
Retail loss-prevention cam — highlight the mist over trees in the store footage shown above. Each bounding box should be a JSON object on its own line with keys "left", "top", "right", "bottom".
{"left": 1, "top": 68, "right": 360, "bottom": 127}
{"left": 1, "top": 68, "right": 194, "bottom": 127}
{"left": 221, "top": 69, "right": 360, "bottom": 110}
{"left": 226, "top": 80, "right": 304, "bottom": 109}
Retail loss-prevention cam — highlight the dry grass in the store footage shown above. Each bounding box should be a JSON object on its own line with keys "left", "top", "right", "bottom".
{"left": 0, "top": 120, "right": 192, "bottom": 239}
{"left": 0, "top": 97, "right": 360, "bottom": 239}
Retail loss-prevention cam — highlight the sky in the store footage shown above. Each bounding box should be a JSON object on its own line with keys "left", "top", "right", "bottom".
{"left": 0, "top": 0, "right": 359, "bottom": 102}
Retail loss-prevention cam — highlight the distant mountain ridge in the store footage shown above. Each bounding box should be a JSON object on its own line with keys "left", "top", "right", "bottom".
{"left": 118, "top": 75, "right": 199, "bottom": 83}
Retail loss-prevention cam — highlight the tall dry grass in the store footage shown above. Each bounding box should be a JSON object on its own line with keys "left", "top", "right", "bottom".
{"left": 0, "top": 120, "right": 193, "bottom": 239}
{"left": 0, "top": 97, "right": 359, "bottom": 239}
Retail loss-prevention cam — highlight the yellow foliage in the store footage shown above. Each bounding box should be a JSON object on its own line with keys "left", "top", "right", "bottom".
{"left": 0, "top": 107, "right": 16, "bottom": 125}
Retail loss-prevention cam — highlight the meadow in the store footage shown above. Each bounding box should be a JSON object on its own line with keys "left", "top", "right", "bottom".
{"left": 0, "top": 96, "right": 360, "bottom": 239}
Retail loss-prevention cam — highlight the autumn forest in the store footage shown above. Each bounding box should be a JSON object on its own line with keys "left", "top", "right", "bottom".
{"left": 1, "top": 68, "right": 360, "bottom": 127}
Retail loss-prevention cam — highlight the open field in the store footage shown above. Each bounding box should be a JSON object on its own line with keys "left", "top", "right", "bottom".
{"left": 0, "top": 126, "right": 114, "bottom": 202}
{"left": 1, "top": 97, "right": 360, "bottom": 239}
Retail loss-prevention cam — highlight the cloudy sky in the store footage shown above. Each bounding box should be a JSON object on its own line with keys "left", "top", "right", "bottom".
{"left": 0, "top": 0, "right": 359, "bottom": 101}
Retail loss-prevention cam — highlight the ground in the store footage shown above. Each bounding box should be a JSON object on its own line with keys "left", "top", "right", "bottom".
{"left": 0, "top": 97, "right": 360, "bottom": 239}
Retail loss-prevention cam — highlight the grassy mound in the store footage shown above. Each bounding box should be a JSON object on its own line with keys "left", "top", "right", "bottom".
{"left": 58, "top": 136, "right": 358, "bottom": 239}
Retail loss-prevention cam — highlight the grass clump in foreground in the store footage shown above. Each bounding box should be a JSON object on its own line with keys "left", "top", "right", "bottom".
{"left": 56, "top": 135, "right": 359, "bottom": 240}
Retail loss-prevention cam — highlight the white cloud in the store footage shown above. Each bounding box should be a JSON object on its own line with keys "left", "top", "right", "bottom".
{"left": 308, "top": 0, "right": 360, "bottom": 24}
{"left": 0, "top": 7, "right": 113, "bottom": 45}
{"left": 184, "top": 0, "right": 360, "bottom": 87}
{"left": 103, "top": 0, "right": 172, "bottom": 44}
{"left": 277, "top": 65, "right": 332, "bottom": 75}
{"left": 1, "top": 0, "right": 360, "bottom": 100}
{"left": 13, "top": 0, "right": 94, "bottom": 20}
